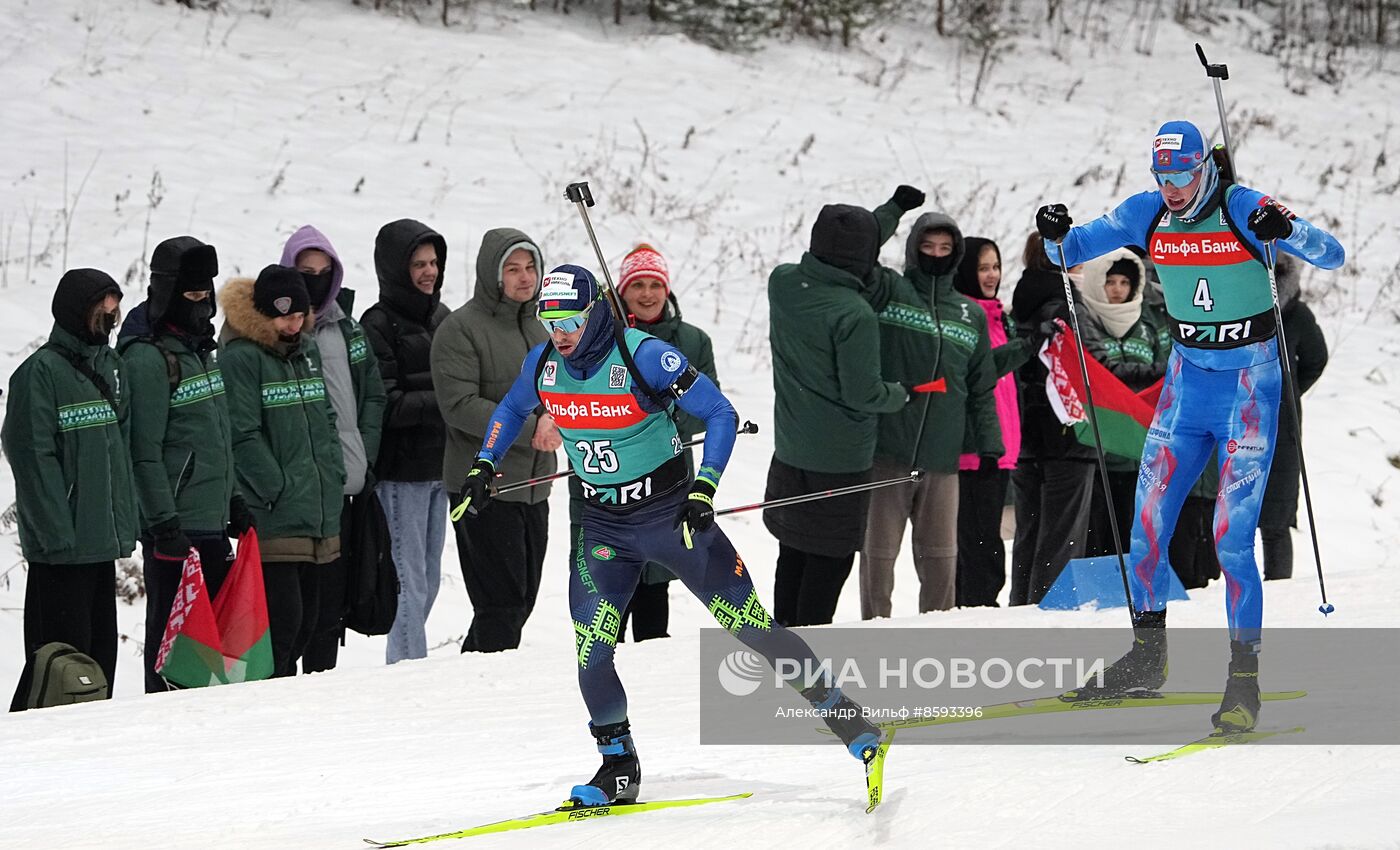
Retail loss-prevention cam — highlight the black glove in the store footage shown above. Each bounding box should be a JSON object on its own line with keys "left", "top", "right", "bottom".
{"left": 891, "top": 184, "right": 925, "bottom": 212}
{"left": 226, "top": 494, "right": 255, "bottom": 538}
{"left": 978, "top": 455, "right": 1000, "bottom": 472}
{"left": 1024, "top": 317, "right": 1064, "bottom": 352}
{"left": 453, "top": 458, "right": 495, "bottom": 521}
{"left": 674, "top": 477, "right": 717, "bottom": 547}
{"left": 1036, "top": 204, "right": 1072, "bottom": 242}
{"left": 150, "top": 518, "right": 193, "bottom": 562}
{"left": 1247, "top": 200, "right": 1294, "bottom": 242}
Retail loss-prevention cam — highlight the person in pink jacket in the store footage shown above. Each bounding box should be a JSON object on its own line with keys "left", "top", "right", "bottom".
{"left": 952, "top": 237, "right": 1033, "bottom": 606}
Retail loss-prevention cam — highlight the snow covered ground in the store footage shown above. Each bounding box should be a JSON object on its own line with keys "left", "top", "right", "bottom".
{"left": 1, "top": 0, "right": 1398, "bottom": 847}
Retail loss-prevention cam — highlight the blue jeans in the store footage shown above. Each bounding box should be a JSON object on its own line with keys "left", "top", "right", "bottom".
{"left": 378, "top": 480, "right": 447, "bottom": 663}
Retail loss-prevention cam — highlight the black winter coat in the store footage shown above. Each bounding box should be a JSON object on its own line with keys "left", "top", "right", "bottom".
{"left": 362, "top": 219, "right": 451, "bottom": 482}
{"left": 1010, "top": 268, "right": 1096, "bottom": 463}
{"left": 1259, "top": 300, "right": 1328, "bottom": 528}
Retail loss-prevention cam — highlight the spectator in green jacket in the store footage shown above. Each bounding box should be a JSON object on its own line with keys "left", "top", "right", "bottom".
{"left": 5, "top": 268, "right": 137, "bottom": 710}
{"left": 280, "top": 225, "right": 387, "bottom": 672}
{"left": 606, "top": 242, "right": 718, "bottom": 640}
{"left": 219, "top": 266, "right": 345, "bottom": 678}
{"left": 118, "top": 236, "right": 254, "bottom": 692}
{"left": 860, "top": 210, "right": 1002, "bottom": 616}
{"left": 764, "top": 189, "right": 919, "bottom": 627}
{"left": 1076, "top": 248, "right": 1168, "bottom": 558}
{"left": 432, "top": 227, "right": 557, "bottom": 653}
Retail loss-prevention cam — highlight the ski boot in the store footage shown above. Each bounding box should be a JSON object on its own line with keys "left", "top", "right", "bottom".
{"left": 567, "top": 720, "right": 641, "bottom": 807}
{"left": 1062, "top": 609, "right": 1168, "bottom": 700}
{"left": 1211, "top": 641, "right": 1261, "bottom": 734}
{"left": 801, "top": 683, "right": 882, "bottom": 762}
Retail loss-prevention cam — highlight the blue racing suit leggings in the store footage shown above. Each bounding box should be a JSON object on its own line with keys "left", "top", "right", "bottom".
{"left": 571, "top": 490, "right": 822, "bottom": 727}
{"left": 1128, "top": 339, "right": 1281, "bottom": 644}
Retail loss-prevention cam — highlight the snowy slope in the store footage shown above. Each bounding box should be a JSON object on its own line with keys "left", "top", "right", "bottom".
{"left": 1, "top": 0, "right": 1398, "bottom": 847}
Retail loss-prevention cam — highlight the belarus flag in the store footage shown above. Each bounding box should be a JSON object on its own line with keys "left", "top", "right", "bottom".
{"left": 1039, "top": 320, "right": 1161, "bottom": 462}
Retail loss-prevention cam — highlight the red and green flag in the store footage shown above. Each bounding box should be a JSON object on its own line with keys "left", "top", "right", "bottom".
{"left": 155, "top": 549, "right": 228, "bottom": 688}
{"left": 1039, "top": 321, "right": 1162, "bottom": 462}
{"left": 213, "top": 529, "right": 273, "bottom": 683}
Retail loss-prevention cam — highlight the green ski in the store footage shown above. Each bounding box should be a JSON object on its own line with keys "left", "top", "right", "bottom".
{"left": 863, "top": 729, "right": 895, "bottom": 813}
{"left": 363, "top": 793, "right": 752, "bottom": 847}
{"left": 1126, "top": 726, "right": 1306, "bottom": 764}
{"left": 819, "top": 690, "right": 1307, "bottom": 735}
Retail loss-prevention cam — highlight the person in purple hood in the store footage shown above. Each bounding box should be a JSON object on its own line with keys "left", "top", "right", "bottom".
{"left": 280, "top": 226, "right": 387, "bottom": 672}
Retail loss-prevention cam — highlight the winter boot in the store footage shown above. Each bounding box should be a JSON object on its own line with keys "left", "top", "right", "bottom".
{"left": 801, "top": 683, "right": 882, "bottom": 762}
{"left": 1211, "top": 641, "right": 1261, "bottom": 733}
{"left": 568, "top": 720, "right": 641, "bottom": 806}
{"left": 1063, "top": 609, "right": 1168, "bottom": 700}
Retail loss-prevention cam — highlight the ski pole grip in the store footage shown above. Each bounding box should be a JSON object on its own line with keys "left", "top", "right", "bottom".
{"left": 739, "top": 420, "right": 759, "bottom": 435}
{"left": 564, "top": 182, "right": 595, "bottom": 207}
{"left": 1194, "top": 43, "right": 1228, "bottom": 79}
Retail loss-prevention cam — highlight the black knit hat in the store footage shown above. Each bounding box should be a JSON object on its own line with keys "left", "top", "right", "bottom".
{"left": 149, "top": 235, "right": 218, "bottom": 325}
{"left": 810, "top": 204, "right": 879, "bottom": 280}
{"left": 53, "top": 268, "right": 121, "bottom": 344}
{"left": 253, "top": 264, "right": 310, "bottom": 318}
{"left": 1106, "top": 257, "right": 1141, "bottom": 298}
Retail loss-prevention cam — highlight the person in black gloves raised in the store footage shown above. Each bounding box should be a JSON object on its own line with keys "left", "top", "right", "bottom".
{"left": 763, "top": 187, "right": 919, "bottom": 627}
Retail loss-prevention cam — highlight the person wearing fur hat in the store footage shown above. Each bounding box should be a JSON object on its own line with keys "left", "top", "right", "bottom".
{"left": 361, "top": 219, "right": 451, "bottom": 664}
{"left": 576, "top": 242, "right": 720, "bottom": 642}
{"left": 764, "top": 188, "right": 922, "bottom": 627}
{"left": 1258, "top": 253, "right": 1328, "bottom": 582}
{"left": 5, "top": 268, "right": 137, "bottom": 709}
{"left": 118, "top": 236, "right": 253, "bottom": 692}
{"left": 1037, "top": 119, "right": 1344, "bottom": 733}
{"left": 951, "top": 236, "right": 1034, "bottom": 607}
{"left": 219, "top": 265, "right": 345, "bottom": 678}
{"left": 281, "top": 226, "right": 386, "bottom": 672}
{"left": 458, "top": 262, "right": 888, "bottom": 806}
{"left": 1074, "top": 247, "right": 1170, "bottom": 561}
{"left": 432, "top": 227, "right": 557, "bottom": 653}
{"left": 859, "top": 210, "right": 1002, "bottom": 617}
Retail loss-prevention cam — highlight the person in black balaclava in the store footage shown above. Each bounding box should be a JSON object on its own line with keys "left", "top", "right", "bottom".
{"left": 118, "top": 236, "right": 253, "bottom": 693}
{"left": 6, "top": 267, "right": 138, "bottom": 710}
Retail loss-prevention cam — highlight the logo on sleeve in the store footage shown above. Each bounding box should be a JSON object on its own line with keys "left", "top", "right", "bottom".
{"left": 608, "top": 364, "right": 628, "bottom": 389}
{"left": 660, "top": 350, "right": 682, "bottom": 373}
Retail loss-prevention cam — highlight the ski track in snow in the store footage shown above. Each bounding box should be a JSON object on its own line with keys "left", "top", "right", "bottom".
{"left": 2, "top": 1, "right": 1398, "bottom": 847}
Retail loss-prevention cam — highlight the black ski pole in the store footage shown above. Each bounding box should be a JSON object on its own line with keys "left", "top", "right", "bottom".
{"left": 1053, "top": 243, "right": 1137, "bottom": 620}
{"left": 564, "top": 181, "right": 628, "bottom": 323}
{"left": 492, "top": 420, "right": 758, "bottom": 497}
{"left": 1195, "top": 43, "right": 1333, "bottom": 616}
{"left": 714, "top": 471, "right": 920, "bottom": 518}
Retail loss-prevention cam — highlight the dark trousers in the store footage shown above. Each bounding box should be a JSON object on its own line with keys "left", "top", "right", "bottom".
{"left": 1170, "top": 496, "right": 1223, "bottom": 589}
{"left": 1260, "top": 525, "right": 1292, "bottom": 581}
{"left": 956, "top": 468, "right": 1010, "bottom": 607}
{"left": 1010, "top": 459, "right": 1095, "bottom": 606}
{"left": 302, "top": 499, "right": 354, "bottom": 674}
{"left": 454, "top": 497, "right": 548, "bottom": 653}
{"left": 620, "top": 580, "right": 670, "bottom": 642}
{"left": 773, "top": 544, "right": 854, "bottom": 627}
{"left": 11, "top": 561, "right": 118, "bottom": 712}
{"left": 1087, "top": 470, "right": 1139, "bottom": 557}
{"left": 142, "top": 535, "right": 233, "bottom": 693}
{"left": 264, "top": 562, "right": 318, "bottom": 678}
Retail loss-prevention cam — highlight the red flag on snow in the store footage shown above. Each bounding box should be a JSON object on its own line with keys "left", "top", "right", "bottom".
{"left": 213, "top": 529, "right": 273, "bottom": 683}
{"left": 155, "top": 549, "right": 227, "bottom": 688}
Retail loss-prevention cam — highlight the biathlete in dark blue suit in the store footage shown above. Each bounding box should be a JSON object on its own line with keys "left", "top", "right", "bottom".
{"left": 1037, "top": 121, "right": 1344, "bottom": 733}
{"left": 456, "top": 264, "right": 881, "bottom": 806}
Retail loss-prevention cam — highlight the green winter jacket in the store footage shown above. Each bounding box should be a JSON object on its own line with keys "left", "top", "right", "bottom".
{"left": 769, "top": 253, "right": 908, "bottom": 474}
{"left": 218, "top": 278, "right": 345, "bottom": 546}
{"left": 119, "top": 331, "right": 238, "bottom": 535}
{"left": 2, "top": 325, "right": 138, "bottom": 563}
{"left": 871, "top": 206, "right": 1001, "bottom": 473}
{"left": 432, "top": 228, "right": 555, "bottom": 504}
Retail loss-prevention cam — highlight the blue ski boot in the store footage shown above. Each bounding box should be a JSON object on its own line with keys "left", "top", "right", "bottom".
{"left": 568, "top": 720, "right": 641, "bottom": 807}
{"left": 801, "top": 684, "right": 881, "bottom": 762}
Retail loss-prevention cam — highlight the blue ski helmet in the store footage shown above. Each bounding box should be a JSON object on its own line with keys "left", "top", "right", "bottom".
{"left": 1151, "top": 120, "right": 1207, "bottom": 172}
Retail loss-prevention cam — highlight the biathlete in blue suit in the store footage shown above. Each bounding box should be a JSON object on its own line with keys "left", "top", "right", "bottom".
{"left": 455, "top": 263, "right": 882, "bottom": 806}
{"left": 1036, "top": 120, "right": 1343, "bottom": 732}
